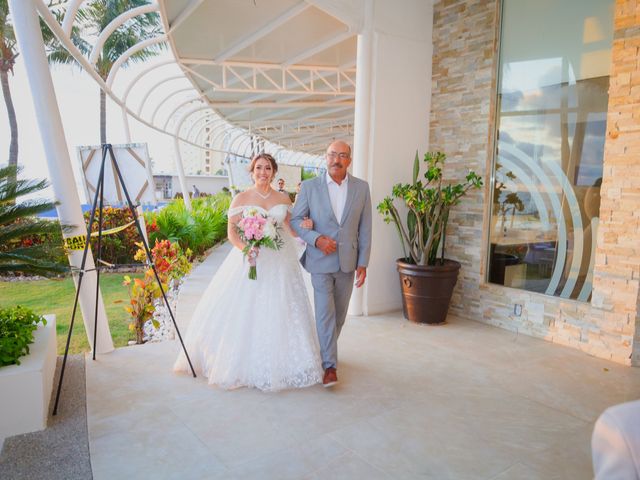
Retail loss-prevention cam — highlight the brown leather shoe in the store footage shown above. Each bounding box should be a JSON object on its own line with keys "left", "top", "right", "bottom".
{"left": 323, "top": 367, "right": 338, "bottom": 388}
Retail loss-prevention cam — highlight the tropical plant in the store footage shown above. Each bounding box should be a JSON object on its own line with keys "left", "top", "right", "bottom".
{"left": 0, "top": 305, "right": 47, "bottom": 367}
{"left": 145, "top": 193, "right": 231, "bottom": 257}
{"left": 493, "top": 162, "right": 524, "bottom": 235}
{"left": 133, "top": 238, "right": 192, "bottom": 284}
{"left": 0, "top": 0, "right": 19, "bottom": 185}
{"left": 84, "top": 206, "right": 138, "bottom": 265}
{"left": 0, "top": 165, "right": 69, "bottom": 275}
{"left": 47, "top": 0, "right": 165, "bottom": 143}
{"left": 122, "top": 269, "right": 161, "bottom": 344}
{"left": 301, "top": 168, "right": 318, "bottom": 181}
{"left": 377, "top": 151, "right": 483, "bottom": 266}
{"left": 125, "top": 238, "right": 190, "bottom": 343}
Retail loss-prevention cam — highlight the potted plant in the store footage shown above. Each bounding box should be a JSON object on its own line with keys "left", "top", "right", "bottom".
{"left": 377, "top": 151, "right": 482, "bottom": 324}
{"left": 0, "top": 306, "right": 47, "bottom": 367}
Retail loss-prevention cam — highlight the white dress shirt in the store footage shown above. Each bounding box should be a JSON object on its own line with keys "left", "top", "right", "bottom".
{"left": 326, "top": 172, "right": 348, "bottom": 223}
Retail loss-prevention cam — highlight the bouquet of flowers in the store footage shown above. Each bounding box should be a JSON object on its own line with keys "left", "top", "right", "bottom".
{"left": 236, "top": 208, "right": 283, "bottom": 279}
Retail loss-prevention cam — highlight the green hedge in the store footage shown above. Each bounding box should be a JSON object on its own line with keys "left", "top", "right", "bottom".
{"left": 145, "top": 193, "right": 231, "bottom": 258}
{"left": 0, "top": 305, "right": 47, "bottom": 367}
{"left": 84, "top": 206, "right": 139, "bottom": 265}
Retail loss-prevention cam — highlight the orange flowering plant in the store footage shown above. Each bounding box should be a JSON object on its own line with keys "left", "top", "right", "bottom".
{"left": 135, "top": 239, "right": 193, "bottom": 284}
{"left": 124, "top": 239, "right": 192, "bottom": 343}
{"left": 123, "top": 269, "right": 163, "bottom": 344}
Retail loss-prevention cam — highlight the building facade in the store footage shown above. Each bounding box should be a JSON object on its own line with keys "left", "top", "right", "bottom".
{"left": 429, "top": 0, "right": 640, "bottom": 365}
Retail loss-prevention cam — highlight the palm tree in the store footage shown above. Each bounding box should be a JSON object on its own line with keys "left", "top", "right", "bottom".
{"left": 0, "top": 1, "right": 86, "bottom": 190}
{"left": 49, "top": 0, "right": 164, "bottom": 144}
{"left": 0, "top": 0, "right": 18, "bottom": 185}
{"left": 0, "top": 165, "right": 69, "bottom": 275}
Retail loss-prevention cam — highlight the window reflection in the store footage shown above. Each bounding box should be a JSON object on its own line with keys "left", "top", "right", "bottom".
{"left": 488, "top": 0, "right": 613, "bottom": 301}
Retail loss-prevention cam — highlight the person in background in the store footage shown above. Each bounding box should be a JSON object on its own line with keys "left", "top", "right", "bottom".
{"left": 592, "top": 399, "right": 640, "bottom": 479}
{"left": 277, "top": 178, "right": 285, "bottom": 193}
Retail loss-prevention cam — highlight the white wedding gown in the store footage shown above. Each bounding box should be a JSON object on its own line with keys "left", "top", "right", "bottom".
{"left": 173, "top": 204, "right": 323, "bottom": 391}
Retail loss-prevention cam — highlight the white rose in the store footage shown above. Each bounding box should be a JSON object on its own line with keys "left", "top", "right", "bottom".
{"left": 263, "top": 220, "right": 277, "bottom": 239}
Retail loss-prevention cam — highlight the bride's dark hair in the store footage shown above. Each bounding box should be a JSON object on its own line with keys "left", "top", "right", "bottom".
{"left": 248, "top": 152, "right": 278, "bottom": 174}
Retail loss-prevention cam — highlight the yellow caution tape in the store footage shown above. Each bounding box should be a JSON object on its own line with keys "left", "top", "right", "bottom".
{"left": 64, "top": 235, "right": 86, "bottom": 251}
{"left": 64, "top": 221, "right": 136, "bottom": 251}
{"left": 90, "top": 220, "right": 136, "bottom": 237}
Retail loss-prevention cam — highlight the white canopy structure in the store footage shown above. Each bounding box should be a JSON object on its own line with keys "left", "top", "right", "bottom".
{"left": 157, "top": 0, "right": 357, "bottom": 156}
{"left": 10, "top": 0, "right": 434, "bottom": 350}
{"left": 27, "top": 0, "right": 367, "bottom": 208}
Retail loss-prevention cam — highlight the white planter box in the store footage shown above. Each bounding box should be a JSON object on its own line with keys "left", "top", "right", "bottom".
{"left": 0, "top": 314, "right": 57, "bottom": 443}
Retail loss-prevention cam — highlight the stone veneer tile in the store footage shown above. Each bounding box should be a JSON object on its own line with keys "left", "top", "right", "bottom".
{"left": 430, "top": 0, "right": 640, "bottom": 364}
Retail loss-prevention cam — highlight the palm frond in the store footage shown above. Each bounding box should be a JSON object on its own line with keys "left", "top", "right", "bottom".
{"left": 0, "top": 260, "right": 68, "bottom": 274}
{"left": 0, "top": 219, "right": 62, "bottom": 244}
{"left": 0, "top": 166, "right": 69, "bottom": 275}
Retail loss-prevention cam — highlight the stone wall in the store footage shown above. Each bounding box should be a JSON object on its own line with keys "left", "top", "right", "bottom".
{"left": 429, "top": 0, "right": 640, "bottom": 365}
{"left": 597, "top": 0, "right": 640, "bottom": 365}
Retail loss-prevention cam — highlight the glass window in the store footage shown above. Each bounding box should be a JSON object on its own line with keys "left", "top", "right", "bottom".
{"left": 488, "top": 0, "right": 614, "bottom": 301}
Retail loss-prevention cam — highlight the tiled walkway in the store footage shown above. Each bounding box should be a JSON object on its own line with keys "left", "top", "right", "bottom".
{"left": 86, "top": 245, "right": 640, "bottom": 479}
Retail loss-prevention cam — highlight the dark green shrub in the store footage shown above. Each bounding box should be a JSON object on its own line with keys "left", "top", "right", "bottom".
{"left": 145, "top": 192, "right": 231, "bottom": 258}
{"left": 301, "top": 168, "right": 318, "bottom": 181}
{"left": 0, "top": 305, "right": 47, "bottom": 367}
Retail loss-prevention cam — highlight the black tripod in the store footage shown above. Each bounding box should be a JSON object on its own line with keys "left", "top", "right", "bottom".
{"left": 52, "top": 144, "right": 197, "bottom": 416}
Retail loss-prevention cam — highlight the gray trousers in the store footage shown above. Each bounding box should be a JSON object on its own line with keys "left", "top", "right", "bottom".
{"left": 311, "top": 271, "right": 354, "bottom": 370}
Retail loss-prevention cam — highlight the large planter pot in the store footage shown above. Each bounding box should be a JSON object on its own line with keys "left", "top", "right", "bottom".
{"left": 396, "top": 258, "right": 461, "bottom": 325}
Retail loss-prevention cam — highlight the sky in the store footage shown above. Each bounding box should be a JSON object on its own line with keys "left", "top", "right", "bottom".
{"left": 0, "top": 51, "right": 179, "bottom": 203}
{"left": 0, "top": 49, "right": 322, "bottom": 204}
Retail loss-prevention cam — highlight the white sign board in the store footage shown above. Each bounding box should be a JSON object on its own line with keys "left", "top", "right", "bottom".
{"left": 76, "top": 143, "right": 157, "bottom": 205}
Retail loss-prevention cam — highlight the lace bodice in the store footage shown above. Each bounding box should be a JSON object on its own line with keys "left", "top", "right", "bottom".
{"left": 227, "top": 204, "right": 291, "bottom": 225}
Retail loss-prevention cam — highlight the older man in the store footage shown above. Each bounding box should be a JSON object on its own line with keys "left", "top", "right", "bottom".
{"left": 291, "top": 140, "right": 372, "bottom": 387}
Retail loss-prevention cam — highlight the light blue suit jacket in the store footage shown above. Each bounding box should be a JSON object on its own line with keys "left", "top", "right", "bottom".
{"left": 291, "top": 173, "right": 372, "bottom": 274}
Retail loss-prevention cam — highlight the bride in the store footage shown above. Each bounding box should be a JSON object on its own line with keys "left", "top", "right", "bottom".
{"left": 173, "top": 153, "right": 323, "bottom": 391}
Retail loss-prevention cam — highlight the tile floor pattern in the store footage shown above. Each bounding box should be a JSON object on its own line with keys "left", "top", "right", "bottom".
{"left": 86, "top": 246, "right": 640, "bottom": 479}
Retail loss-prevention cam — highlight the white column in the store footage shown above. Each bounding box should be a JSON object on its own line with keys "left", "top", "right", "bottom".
{"left": 172, "top": 136, "right": 193, "bottom": 210}
{"left": 9, "top": 0, "right": 114, "bottom": 353}
{"left": 361, "top": 0, "right": 434, "bottom": 315}
{"left": 348, "top": 0, "right": 374, "bottom": 316}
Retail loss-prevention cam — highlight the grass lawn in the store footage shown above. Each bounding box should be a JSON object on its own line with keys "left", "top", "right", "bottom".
{"left": 0, "top": 273, "right": 142, "bottom": 355}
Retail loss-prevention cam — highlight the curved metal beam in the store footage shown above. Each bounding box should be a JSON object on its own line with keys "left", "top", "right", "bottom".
{"left": 122, "top": 59, "right": 175, "bottom": 103}
{"left": 89, "top": 4, "right": 159, "bottom": 66}
{"left": 163, "top": 98, "right": 206, "bottom": 131}
{"left": 137, "top": 75, "right": 186, "bottom": 116}
{"left": 150, "top": 86, "right": 196, "bottom": 125}
{"left": 107, "top": 36, "right": 167, "bottom": 88}
{"left": 191, "top": 117, "right": 228, "bottom": 144}
{"left": 173, "top": 105, "right": 213, "bottom": 136}
{"left": 206, "top": 123, "right": 235, "bottom": 151}
{"left": 37, "top": 0, "right": 325, "bottom": 168}
{"left": 184, "top": 113, "right": 214, "bottom": 142}
{"left": 61, "top": 0, "right": 85, "bottom": 38}
{"left": 35, "top": 5, "right": 213, "bottom": 154}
